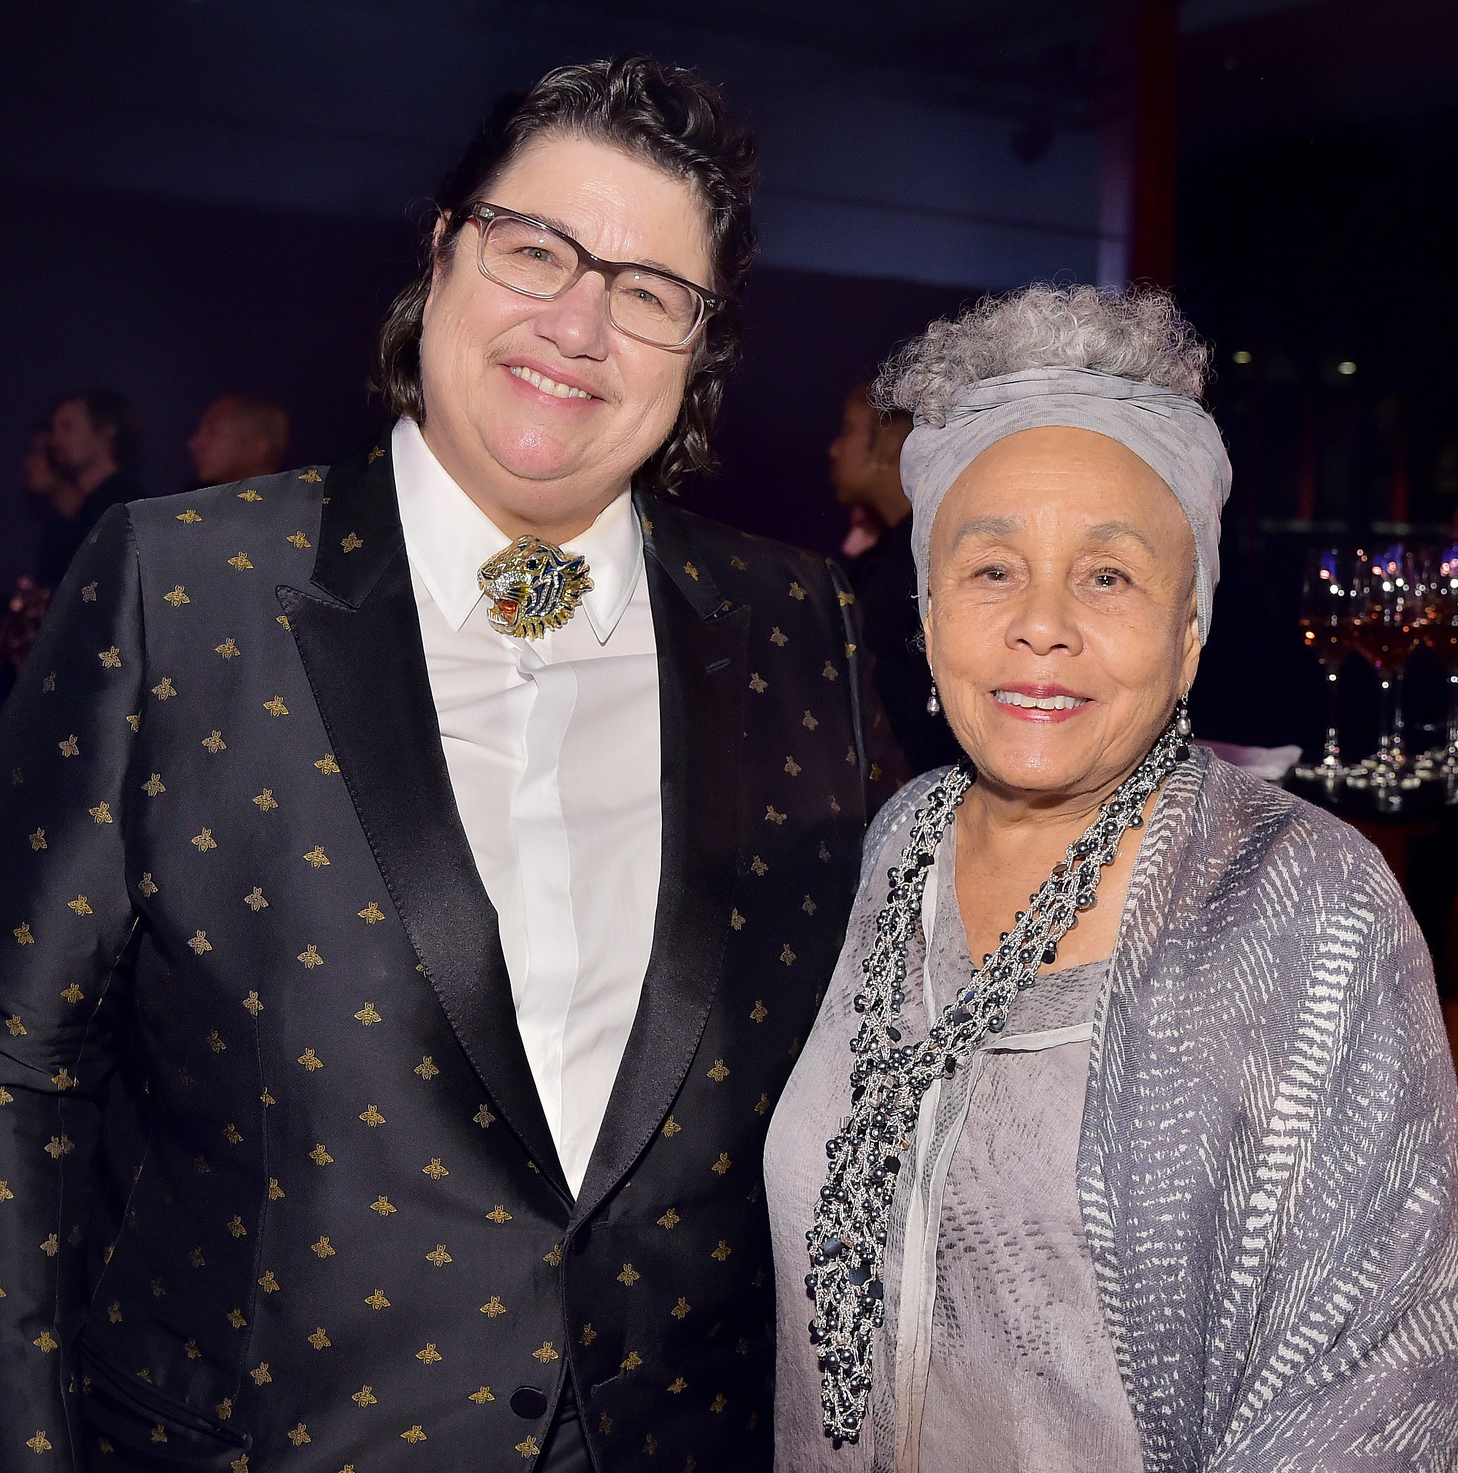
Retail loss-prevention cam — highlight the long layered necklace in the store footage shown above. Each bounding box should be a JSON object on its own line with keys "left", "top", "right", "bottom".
{"left": 805, "top": 708, "right": 1190, "bottom": 1444}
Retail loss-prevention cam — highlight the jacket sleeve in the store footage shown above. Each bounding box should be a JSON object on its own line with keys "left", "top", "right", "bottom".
{"left": 0, "top": 507, "right": 145, "bottom": 1471}
{"left": 826, "top": 557, "right": 909, "bottom": 820}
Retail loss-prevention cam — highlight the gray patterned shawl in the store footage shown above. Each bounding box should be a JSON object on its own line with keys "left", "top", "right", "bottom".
{"left": 844, "top": 747, "right": 1458, "bottom": 1471}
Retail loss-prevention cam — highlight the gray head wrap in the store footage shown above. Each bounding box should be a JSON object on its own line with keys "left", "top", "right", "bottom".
{"left": 902, "top": 366, "right": 1233, "bottom": 643}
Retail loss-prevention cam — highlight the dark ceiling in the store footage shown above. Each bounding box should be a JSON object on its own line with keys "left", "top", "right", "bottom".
{"left": 4, "top": 0, "right": 1453, "bottom": 203}
{"left": 1181, "top": 0, "right": 1458, "bottom": 149}
{"left": 320, "top": 0, "right": 1456, "bottom": 144}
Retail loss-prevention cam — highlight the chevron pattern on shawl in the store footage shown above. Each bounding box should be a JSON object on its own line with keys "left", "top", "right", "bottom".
{"left": 1079, "top": 748, "right": 1458, "bottom": 1472}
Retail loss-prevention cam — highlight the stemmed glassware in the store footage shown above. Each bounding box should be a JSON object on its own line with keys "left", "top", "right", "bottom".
{"left": 1416, "top": 543, "right": 1458, "bottom": 791}
{"left": 1292, "top": 540, "right": 1458, "bottom": 806}
{"left": 1294, "top": 548, "right": 1355, "bottom": 785}
{"left": 1348, "top": 545, "right": 1425, "bottom": 796}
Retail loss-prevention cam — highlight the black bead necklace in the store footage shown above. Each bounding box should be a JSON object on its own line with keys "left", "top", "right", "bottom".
{"left": 805, "top": 704, "right": 1190, "bottom": 1444}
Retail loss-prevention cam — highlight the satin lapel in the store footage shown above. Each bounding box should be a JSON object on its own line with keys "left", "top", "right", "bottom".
{"left": 277, "top": 445, "right": 569, "bottom": 1199}
{"left": 572, "top": 497, "right": 747, "bottom": 1226}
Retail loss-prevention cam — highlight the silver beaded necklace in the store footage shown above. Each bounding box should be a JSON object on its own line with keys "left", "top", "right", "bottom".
{"left": 805, "top": 701, "right": 1191, "bottom": 1444}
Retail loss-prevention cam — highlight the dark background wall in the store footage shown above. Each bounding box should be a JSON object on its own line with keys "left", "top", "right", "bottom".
{"left": 4, "top": 0, "right": 1458, "bottom": 754}
{"left": 0, "top": 186, "right": 417, "bottom": 520}
{"left": 1177, "top": 107, "right": 1458, "bottom": 753}
{"left": 0, "top": 0, "right": 1120, "bottom": 593}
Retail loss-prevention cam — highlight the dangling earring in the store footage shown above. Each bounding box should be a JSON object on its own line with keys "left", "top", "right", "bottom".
{"left": 926, "top": 679, "right": 941, "bottom": 716}
{"left": 1173, "top": 689, "right": 1192, "bottom": 760}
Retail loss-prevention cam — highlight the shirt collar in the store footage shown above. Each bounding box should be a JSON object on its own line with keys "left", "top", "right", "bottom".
{"left": 391, "top": 417, "right": 642, "bottom": 642}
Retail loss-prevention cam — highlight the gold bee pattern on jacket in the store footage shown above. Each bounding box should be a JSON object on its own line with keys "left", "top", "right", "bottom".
{"left": 0, "top": 448, "right": 901, "bottom": 1472}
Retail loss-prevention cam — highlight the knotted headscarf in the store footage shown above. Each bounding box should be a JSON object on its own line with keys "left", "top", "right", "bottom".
{"left": 902, "top": 367, "right": 1233, "bottom": 642}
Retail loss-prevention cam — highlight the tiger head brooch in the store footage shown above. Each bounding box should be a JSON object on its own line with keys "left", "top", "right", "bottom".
{"left": 477, "top": 534, "right": 594, "bottom": 641}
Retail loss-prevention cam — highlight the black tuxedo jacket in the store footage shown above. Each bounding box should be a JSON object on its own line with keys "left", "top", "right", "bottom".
{"left": 0, "top": 444, "right": 900, "bottom": 1473}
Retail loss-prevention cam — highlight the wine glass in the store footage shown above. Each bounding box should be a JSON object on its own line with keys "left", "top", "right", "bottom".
{"left": 1349, "top": 544, "right": 1424, "bottom": 796}
{"left": 1417, "top": 542, "right": 1458, "bottom": 797}
{"left": 1294, "top": 548, "right": 1354, "bottom": 785}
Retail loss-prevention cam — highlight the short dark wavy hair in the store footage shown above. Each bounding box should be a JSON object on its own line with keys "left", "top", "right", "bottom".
{"left": 57, "top": 390, "right": 142, "bottom": 475}
{"left": 375, "top": 56, "right": 758, "bottom": 497}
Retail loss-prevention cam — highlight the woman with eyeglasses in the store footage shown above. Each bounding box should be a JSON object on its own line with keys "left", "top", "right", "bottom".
{"left": 0, "top": 58, "right": 900, "bottom": 1473}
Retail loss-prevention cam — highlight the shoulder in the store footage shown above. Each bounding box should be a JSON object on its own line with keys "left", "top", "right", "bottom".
{"left": 126, "top": 466, "right": 328, "bottom": 544}
{"left": 644, "top": 497, "right": 839, "bottom": 601}
{"left": 1199, "top": 753, "right": 1391, "bottom": 876}
{"left": 859, "top": 767, "right": 951, "bottom": 882}
{"left": 119, "top": 467, "right": 332, "bottom": 609}
{"left": 1189, "top": 752, "right": 1408, "bottom": 927}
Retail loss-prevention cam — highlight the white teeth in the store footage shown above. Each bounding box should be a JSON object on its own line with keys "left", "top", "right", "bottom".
{"left": 993, "top": 690, "right": 1088, "bottom": 711}
{"left": 510, "top": 365, "right": 592, "bottom": 399}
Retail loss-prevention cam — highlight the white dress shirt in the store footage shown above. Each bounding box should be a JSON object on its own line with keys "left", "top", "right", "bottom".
{"left": 392, "top": 417, "right": 662, "bottom": 1195}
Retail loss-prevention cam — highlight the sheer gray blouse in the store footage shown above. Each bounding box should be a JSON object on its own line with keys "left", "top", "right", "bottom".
{"left": 766, "top": 816, "right": 1142, "bottom": 1473}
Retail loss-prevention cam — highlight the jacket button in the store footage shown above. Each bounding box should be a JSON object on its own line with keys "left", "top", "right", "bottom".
{"left": 510, "top": 1387, "right": 549, "bottom": 1420}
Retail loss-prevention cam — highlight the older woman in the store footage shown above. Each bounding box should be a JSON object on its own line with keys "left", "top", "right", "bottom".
{"left": 766, "top": 285, "right": 1458, "bottom": 1472}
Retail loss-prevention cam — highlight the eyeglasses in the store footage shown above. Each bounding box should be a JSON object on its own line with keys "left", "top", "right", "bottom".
{"left": 460, "top": 203, "right": 723, "bottom": 350}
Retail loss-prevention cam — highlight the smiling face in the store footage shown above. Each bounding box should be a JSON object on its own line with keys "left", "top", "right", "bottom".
{"left": 924, "top": 425, "right": 1201, "bottom": 806}
{"left": 417, "top": 133, "right": 713, "bottom": 542}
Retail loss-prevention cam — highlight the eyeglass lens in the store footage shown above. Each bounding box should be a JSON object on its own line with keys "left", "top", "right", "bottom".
{"left": 479, "top": 215, "right": 702, "bottom": 346}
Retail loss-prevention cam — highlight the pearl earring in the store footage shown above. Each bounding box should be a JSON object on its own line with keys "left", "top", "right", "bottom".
{"left": 1173, "top": 690, "right": 1192, "bottom": 761}
{"left": 926, "top": 680, "right": 941, "bottom": 716}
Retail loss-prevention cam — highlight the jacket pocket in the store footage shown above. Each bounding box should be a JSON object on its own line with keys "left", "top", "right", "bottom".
{"left": 79, "top": 1339, "right": 250, "bottom": 1469}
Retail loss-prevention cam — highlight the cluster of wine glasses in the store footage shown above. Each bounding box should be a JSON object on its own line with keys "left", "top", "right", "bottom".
{"left": 1296, "top": 543, "right": 1458, "bottom": 803}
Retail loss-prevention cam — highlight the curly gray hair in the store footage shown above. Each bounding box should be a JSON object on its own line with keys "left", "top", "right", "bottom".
{"left": 873, "top": 283, "right": 1209, "bottom": 427}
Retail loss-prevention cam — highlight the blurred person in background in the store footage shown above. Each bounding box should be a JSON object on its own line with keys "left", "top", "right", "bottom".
{"left": 22, "top": 416, "right": 77, "bottom": 513}
{"left": 188, "top": 392, "right": 290, "bottom": 486}
{"left": 0, "top": 422, "right": 69, "bottom": 698}
{"left": 831, "top": 379, "right": 961, "bottom": 773}
{"left": 840, "top": 503, "right": 882, "bottom": 560}
{"left": 38, "top": 389, "right": 144, "bottom": 588}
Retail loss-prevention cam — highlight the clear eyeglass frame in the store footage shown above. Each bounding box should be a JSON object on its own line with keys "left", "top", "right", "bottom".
{"left": 461, "top": 202, "right": 724, "bottom": 350}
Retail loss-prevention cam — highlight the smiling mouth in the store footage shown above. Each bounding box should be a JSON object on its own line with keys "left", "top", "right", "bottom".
{"left": 993, "top": 690, "right": 1089, "bottom": 711}
{"left": 509, "top": 365, "right": 594, "bottom": 400}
